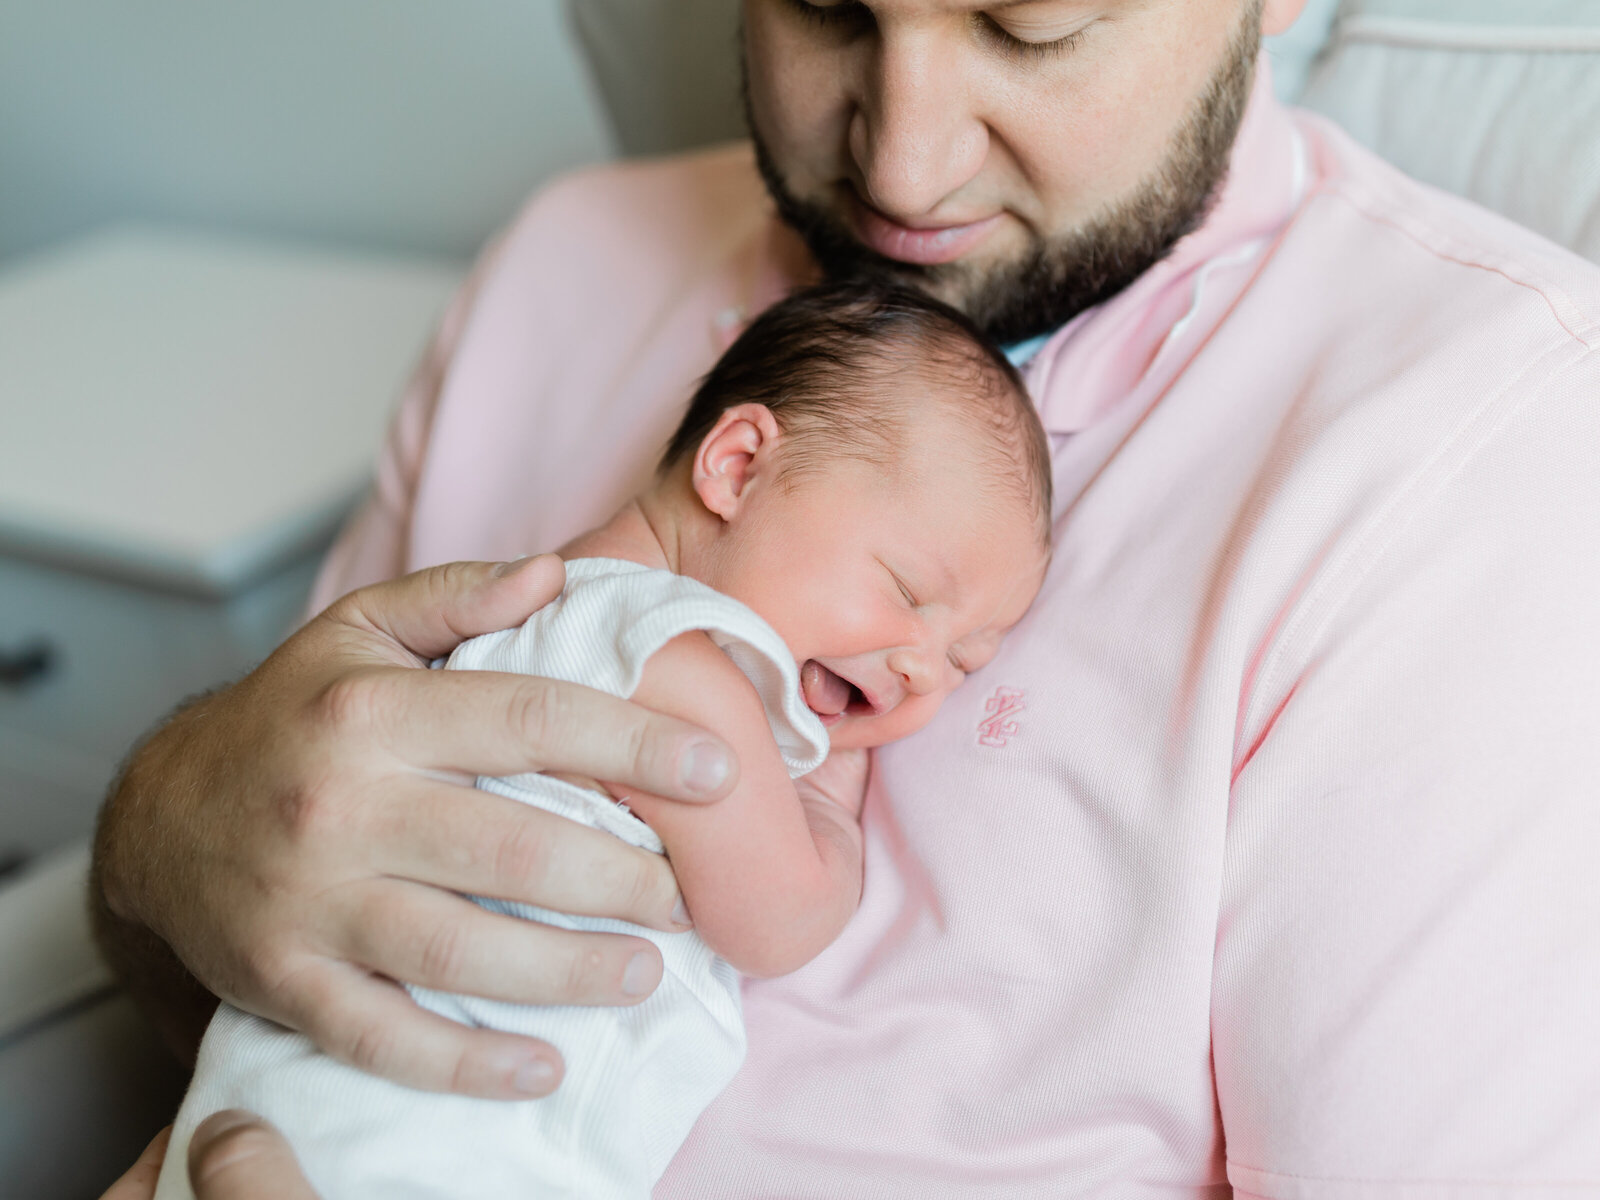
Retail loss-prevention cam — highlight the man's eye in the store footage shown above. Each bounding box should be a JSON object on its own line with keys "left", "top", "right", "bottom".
{"left": 977, "top": 16, "right": 1090, "bottom": 63}
{"left": 781, "top": 0, "right": 873, "bottom": 32}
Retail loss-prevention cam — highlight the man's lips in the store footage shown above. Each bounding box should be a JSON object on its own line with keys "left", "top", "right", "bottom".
{"left": 849, "top": 198, "right": 1004, "bottom": 266}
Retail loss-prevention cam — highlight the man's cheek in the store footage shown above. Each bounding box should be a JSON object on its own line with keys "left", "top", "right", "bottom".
{"left": 749, "top": 63, "right": 848, "bottom": 180}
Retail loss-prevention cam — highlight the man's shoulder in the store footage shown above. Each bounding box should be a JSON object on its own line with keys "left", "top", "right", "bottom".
{"left": 1201, "top": 116, "right": 1600, "bottom": 613}
{"left": 1297, "top": 111, "right": 1600, "bottom": 353}
{"left": 526, "top": 140, "right": 765, "bottom": 223}
{"left": 492, "top": 141, "right": 773, "bottom": 297}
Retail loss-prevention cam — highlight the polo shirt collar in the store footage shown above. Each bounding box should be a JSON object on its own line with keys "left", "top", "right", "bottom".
{"left": 726, "top": 57, "right": 1307, "bottom": 435}
{"left": 1025, "top": 58, "right": 1310, "bottom": 436}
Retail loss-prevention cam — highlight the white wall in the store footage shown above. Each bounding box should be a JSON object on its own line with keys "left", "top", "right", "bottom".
{"left": 0, "top": 1, "right": 615, "bottom": 265}
{"left": 0, "top": 0, "right": 1345, "bottom": 269}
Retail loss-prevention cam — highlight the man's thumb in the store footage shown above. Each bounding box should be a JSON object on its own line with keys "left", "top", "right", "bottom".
{"left": 189, "top": 1111, "right": 321, "bottom": 1200}
{"left": 328, "top": 554, "right": 566, "bottom": 660}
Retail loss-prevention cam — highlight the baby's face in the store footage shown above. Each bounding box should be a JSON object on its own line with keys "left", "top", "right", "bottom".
{"left": 710, "top": 420, "right": 1050, "bottom": 750}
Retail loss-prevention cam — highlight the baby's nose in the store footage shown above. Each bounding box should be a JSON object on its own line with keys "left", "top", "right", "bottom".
{"left": 887, "top": 646, "right": 941, "bottom": 696}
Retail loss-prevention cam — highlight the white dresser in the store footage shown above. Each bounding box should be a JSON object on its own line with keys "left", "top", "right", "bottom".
{"left": 0, "top": 227, "right": 461, "bottom": 867}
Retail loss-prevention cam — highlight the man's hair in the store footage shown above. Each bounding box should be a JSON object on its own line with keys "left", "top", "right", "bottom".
{"left": 661, "top": 281, "right": 1053, "bottom": 539}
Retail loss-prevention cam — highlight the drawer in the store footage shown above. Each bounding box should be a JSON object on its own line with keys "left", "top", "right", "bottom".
{"left": 0, "top": 550, "right": 323, "bottom": 853}
{"left": 0, "top": 725, "right": 112, "bottom": 863}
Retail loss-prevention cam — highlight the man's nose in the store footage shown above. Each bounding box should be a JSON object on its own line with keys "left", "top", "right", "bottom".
{"left": 848, "top": 29, "right": 988, "bottom": 221}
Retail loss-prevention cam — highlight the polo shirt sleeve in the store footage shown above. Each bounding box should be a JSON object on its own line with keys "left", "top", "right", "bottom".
{"left": 1212, "top": 351, "right": 1600, "bottom": 1196}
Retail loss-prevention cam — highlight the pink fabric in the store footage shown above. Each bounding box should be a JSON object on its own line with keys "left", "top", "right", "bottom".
{"left": 311, "top": 67, "right": 1600, "bottom": 1197}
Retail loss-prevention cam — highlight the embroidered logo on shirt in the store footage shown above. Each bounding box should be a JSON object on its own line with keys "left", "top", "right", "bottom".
{"left": 977, "top": 687, "right": 1026, "bottom": 747}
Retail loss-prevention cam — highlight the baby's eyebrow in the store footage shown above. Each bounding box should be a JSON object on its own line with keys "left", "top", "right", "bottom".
{"left": 904, "top": 548, "right": 958, "bottom": 602}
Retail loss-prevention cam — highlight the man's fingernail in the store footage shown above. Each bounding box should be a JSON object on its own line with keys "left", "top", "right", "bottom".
{"left": 513, "top": 1058, "right": 558, "bottom": 1095}
{"left": 671, "top": 896, "right": 692, "bottom": 928}
{"left": 680, "top": 741, "right": 731, "bottom": 795}
{"left": 194, "top": 1109, "right": 259, "bottom": 1142}
{"left": 621, "top": 951, "right": 659, "bottom": 997}
{"left": 190, "top": 1110, "right": 267, "bottom": 1179}
{"left": 493, "top": 555, "right": 534, "bottom": 578}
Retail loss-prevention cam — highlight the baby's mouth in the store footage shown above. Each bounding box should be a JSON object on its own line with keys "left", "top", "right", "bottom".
{"left": 801, "top": 660, "right": 874, "bottom": 725}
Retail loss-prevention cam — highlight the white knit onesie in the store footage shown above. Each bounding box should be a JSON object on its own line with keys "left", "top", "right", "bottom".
{"left": 156, "top": 558, "right": 830, "bottom": 1200}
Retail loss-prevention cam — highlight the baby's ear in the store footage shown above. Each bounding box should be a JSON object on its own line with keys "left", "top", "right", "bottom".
{"left": 692, "top": 404, "right": 783, "bottom": 521}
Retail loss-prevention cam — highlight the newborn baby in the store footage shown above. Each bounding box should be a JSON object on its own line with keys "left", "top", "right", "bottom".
{"left": 156, "top": 281, "right": 1053, "bottom": 1200}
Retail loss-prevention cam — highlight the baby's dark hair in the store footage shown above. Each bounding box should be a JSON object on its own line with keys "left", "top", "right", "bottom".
{"left": 661, "top": 280, "right": 1052, "bottom": 540}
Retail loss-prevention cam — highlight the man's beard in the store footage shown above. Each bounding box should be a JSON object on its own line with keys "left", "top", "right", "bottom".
{"left": 747, "top": 13, "right": 1261, "bottom": 344}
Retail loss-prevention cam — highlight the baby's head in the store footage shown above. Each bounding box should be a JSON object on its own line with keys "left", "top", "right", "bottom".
{"left": 657, "top": 281, "right": 1052, "bottom": 749}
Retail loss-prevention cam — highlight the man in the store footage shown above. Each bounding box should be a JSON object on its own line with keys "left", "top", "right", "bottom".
{"left": 95, "top": 0, "right": 1600, "bottom": 1195}
{"left": 106, "top": 1116, "right": 317, "bottom": 1200}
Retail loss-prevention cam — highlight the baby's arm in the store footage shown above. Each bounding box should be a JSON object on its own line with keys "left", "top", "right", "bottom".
{"left": 618, "top": 632, "right": 864, "bottom": 978}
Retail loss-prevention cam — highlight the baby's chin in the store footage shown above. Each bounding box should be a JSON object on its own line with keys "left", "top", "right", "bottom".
{"left": 823, "top": 709, "right": 935, "bottom": 751}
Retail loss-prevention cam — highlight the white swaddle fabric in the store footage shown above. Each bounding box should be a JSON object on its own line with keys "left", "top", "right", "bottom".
{"left": 156, "top": 558, "right": 829, "bottom": 1200}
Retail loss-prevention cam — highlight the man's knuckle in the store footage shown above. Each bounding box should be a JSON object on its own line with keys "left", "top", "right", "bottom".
{"left": 447, "top": 1049, "right": 480, "bottom": 1096}
{"left": 592, "top": 852, "right": 665, "bottom": 920}
{"left": 238, "top": 937, "right": 296, "bottom": 997}
{"left": 510, "top": 681, "right": 572, "bottom": 751}
{"left": 252, "top": 951, "right": 335, "bottom": 1030}
{"left": 588, "top": 854, "right": 631, "bottom": 905}
{"left": 271, "top": 775, "right": 341, "bottom": 846}
{"left": 493, "top": 821, "right": 553, "bottom": 890}
{"left": 319, "top": 591, "right": 362, "bottom": 630}
{"left": 313, "top": 671, "right": 389, "bottom": 738}
{"left": 626, "top": 857, "right": 670, "bottom": 918}
{"left": 342, "top": 1017, "right": 400, "bottom": 1076}
{"left": 623, "top": 722, "right": 660, "bottom": 783}
{"left": 435, "top": 560, "right": 483, "bottom": 598}
{"left": 416, "top": 921, "right": 467, "bottom": 985}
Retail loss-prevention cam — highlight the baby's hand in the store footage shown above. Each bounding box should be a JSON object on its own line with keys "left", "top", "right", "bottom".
{"left": 798, "top": 749, "right": 871, "bottom": 822}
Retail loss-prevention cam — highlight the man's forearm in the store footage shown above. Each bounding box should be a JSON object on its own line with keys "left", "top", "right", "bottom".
{"left": 89, "top": 695, "right": 223, "bottom": 1063}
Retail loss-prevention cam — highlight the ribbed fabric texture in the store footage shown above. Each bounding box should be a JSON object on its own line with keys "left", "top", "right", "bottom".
{"left": 155, "top": 559, "right": 828, "bottom": 1200}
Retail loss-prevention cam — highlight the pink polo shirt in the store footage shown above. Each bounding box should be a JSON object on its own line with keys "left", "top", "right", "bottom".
{"left": 312, "top": 68, "right": 1600, "bottom": 1197}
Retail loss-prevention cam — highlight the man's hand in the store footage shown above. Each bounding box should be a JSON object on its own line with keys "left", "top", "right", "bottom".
{"left": 101, "top": 1113, "right": 321, "bottom": 1200}
{"left": 92, "top": 556, "right": 739, "bottom": 1099}
{"left": 183, "top": 1113, "right": 321, "bottom": 1200}
{"left": 100, "top": 1127, "right": 171, "bottom": 1200}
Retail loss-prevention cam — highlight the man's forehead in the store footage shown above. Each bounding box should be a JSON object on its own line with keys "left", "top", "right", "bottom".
{"left": 831, "top": 0, "right": 1105, "bottom": 16}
